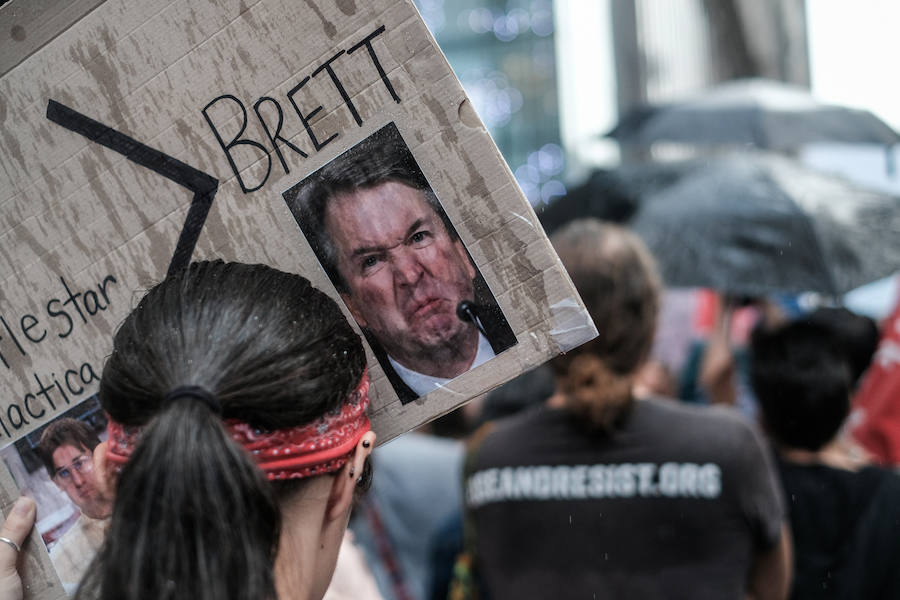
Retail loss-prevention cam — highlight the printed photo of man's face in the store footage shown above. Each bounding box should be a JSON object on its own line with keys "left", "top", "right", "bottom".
{"left": 284, "top": 123, "right": 516, "bottom": 404}
{"left": 1, "top": 398, "right": 112, "bottom": 594}
{"left": 49, "top": 440, "right": 109, "bottom": 519}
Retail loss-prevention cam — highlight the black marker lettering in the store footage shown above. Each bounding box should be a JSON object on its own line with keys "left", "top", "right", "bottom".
{"left": 0, "top": 316, "right": 26, "bottom": 367}
{"left": 19, "top": 314, "right": 46, "bottom": 343}
{"left": 53, "top": 376, "right": 70, "bottom": 405}
{"left": 24, "top": 394, "right": 45, "bottom": 420}
{"left": 98, "top": 275, "right": 117, "bottom": 307}
{"left": 48, "top": 298, "right": 73, "bottom": 339}
{"left": 348, "top": 25, "right": 401, "bottom": 104}
{"left": 82, "top": 290, "right": 102, "bottom": 315}
{"left": 253, "top": 96, "right": 308, "bottom": 175}
{"left": 287, "top": 77, "right": 339, "bottom": 151}
{"left": 6, "top": 405, "right": 27, "bottom": 430}
{"left": 312, "top": 50, "right": 362, "bottom": 126}
{"left": 80, "top": 362, "right": 99, "bottom": 386}
{"left": 60, "top": 276, "right": 86, "bottom": 325}
{"left": 33, "top": 372, "right": 56, "bottom": 411}
{"left": 47, "top": 100, "right": 218, "bottom": 275}
{"left": 64, "top": 369, "right": 84, "bottom": 395}
{"left": 201, "top": 95, "right": 270, "bottom": 193}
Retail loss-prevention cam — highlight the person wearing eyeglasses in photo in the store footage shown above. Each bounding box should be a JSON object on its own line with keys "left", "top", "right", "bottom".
{"left": 36, "top": 418, "right": 113, "bottom": 593}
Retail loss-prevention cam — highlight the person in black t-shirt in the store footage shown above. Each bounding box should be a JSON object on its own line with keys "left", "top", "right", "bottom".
{"left": 752, "top": 319, "right": 900, "bottom": 600}
{"left": 464, "top": 220, "right": 790, "bottom": 600}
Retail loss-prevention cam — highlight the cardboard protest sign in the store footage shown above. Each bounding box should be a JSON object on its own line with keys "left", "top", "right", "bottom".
{"left": 1, "top": 0, "right": 597, "bottom": 595}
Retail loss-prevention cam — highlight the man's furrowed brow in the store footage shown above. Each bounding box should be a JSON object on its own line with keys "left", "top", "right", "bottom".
{"left": 350, "top": 242, "right": 389, "bottom": 258}
{"left": 349, "top": 218, "right": 429, "bottom": 258}
{"left": 404, "top": 218, "right": 426, "bottom": 239}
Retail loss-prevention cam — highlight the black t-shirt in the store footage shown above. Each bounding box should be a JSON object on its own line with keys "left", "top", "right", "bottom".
{"left": 778, "top": 460, "right": 900, "bottom": 600}
{"left": 466, "top": 398, "right": 784, "bottom": 600}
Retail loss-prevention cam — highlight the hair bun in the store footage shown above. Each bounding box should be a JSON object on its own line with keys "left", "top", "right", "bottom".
{"left": 562, "top": 354, "right": 633, "bottom": 430}
{"left": 164, "top": 386, "right": 221, "bottom": 415}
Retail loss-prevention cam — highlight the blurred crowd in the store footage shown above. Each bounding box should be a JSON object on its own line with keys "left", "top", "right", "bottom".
{"left": 7, "top": 114, "right": 900, "bottom": 600}
{"left": 4, "top": 216, "right": 899, "bottom": 600}
{"left": 4, "top": 1, "right": 900, "bottom": 597}
{"left": 335, "top": 218, "right": 900, "bottom": 600}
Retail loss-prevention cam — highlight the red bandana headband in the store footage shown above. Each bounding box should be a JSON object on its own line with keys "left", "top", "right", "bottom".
{"left": 106, "top": 369, "right": 372, "bottom": 480}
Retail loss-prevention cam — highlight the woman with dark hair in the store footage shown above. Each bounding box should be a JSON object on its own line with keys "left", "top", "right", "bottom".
{"left": 81, "top": 260, "right": 377, "bottom": 600}
{"left": 0, "top": 260, "right": 379, "bottom": 600}
{"left": 463, "top": 219, "right": 790, "bottom": 600}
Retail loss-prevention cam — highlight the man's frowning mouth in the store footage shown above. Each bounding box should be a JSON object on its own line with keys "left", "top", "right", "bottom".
{"left": 409, "top": 297, "right": 445, "bottom": 319}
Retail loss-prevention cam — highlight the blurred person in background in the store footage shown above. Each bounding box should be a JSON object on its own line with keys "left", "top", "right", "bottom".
{"left": 324, "top": 531, "right": 385, "bottom": 600}
{"left": 678, "top": 295, "right": 787, "bottom": 417}
{"left": 751, "top": 319, "right": 900, "bottom": 600}
{"left": 807, "top": 307, "right": 879, "bottom": 467}
{"left": 633, "top": 359, "right": 677, "bottom": 399}
{"left": 463, "top": 219, "right": 790, "bottom": 599}
{"left": 849, "top": 293, "right": 900, "bottom": 465}
{"left": 805, "top": 307, "right": 879, "bottom": 390}
{"left": 349, "top": 423, "right": 465, "bottom": 600}
{"left": 428, "top": 366, "right": 556, "bottom": 600}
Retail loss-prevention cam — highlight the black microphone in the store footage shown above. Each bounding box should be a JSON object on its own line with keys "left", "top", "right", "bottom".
{"left": 456, "top": 301, "right": 489, "bottom": 338}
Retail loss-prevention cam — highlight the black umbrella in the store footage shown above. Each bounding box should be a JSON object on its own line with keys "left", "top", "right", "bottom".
{"left": 608, "top": 78, "right": 900, "bottom": 150}
{"left": 631, "top": 154, "right": 900, "bottom": 297}
{"left": 537, "top": 162, "right": 687, "bottom": 233}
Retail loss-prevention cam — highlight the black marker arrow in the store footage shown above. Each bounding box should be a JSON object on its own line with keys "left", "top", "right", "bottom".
{"left": 46, "top": 99, "right": 219, "bottom": 277}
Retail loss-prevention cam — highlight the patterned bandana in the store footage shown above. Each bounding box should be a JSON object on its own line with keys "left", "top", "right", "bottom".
{"left": 106, "top": 369, "right": 371, "bottom": 480}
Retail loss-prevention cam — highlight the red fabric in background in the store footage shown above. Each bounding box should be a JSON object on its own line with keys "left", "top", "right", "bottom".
{"left": 851, "top": 299, "right": 900, "bottom": 465}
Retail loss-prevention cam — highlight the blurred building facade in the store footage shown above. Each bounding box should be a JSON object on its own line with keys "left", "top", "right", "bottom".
{"left": 416, "top": 0, "right": 810, "bottom": 197}
{"left": 612, "top": 0, "right": 809, "bottom": 110}
{"left": 414, "top": 0, "right": 566, "bottom": 206}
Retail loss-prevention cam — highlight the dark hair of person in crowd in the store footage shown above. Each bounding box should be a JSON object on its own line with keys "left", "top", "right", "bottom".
{"left": 805, "top": 306, "right": 879, "bottom": 387}
{"left": 476, "top": 365, "right": 556, "bottom": 428}
{"left": 37, "top": 418, "right": 101, "bottom": 477}
{"left": 75, "top": 260, "right": 369, "bottom": 600}
{"left": 750, "top": 319, "right": 851, "bottom": 452}
{"left": 285, "top": 123, "right": 458, "bottom": 293}
{"left": 549, "top": 219, "right": 662, "bottom": 430}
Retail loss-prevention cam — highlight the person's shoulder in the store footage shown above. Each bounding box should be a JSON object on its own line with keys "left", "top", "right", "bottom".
{"left": 634, "top": 397, "right": 767, "bottom": 454}
{"left": 378, "top": 431, "right": 462, "bottom": 456}
{"left": 636, "top": 396, "right": 755, "bottom": 430}
{"left": 858, "top": 464, "right": 900, "bottom": 496}
{"left": 482, "top": 404, "right": 555, "bottom": 440}
{"left": 467, "top": 405, "right": 555, "bottom": 464}
{"left": 376, "top": 432, "right": 464, "bottom": 474}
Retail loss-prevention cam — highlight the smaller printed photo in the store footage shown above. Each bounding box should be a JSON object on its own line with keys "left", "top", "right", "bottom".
{"left": 0, "top": 397, "right": 109, "bottom": 595}
{"left": 283, "top": 122, "right": 517, "bottom": 404}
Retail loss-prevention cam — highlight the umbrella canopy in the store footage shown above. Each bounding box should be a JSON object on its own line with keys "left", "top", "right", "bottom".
{"left": 537, "top": 162, "right": 686, "bottom": 233}
{"left": 631, "top": 154, "right": 900, "bottom": 297}
{"left": 608, "top": 78, "right": 900, "bottom": 150}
